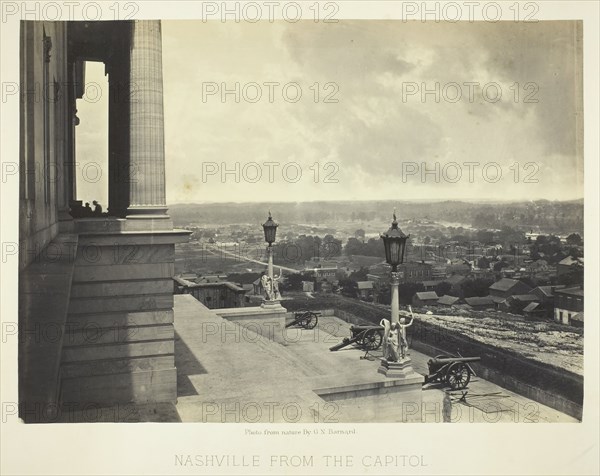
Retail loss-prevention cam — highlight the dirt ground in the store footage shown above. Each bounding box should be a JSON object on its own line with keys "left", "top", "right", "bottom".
{"left": 407, "top": 308, "right": 583, "bottom": 375}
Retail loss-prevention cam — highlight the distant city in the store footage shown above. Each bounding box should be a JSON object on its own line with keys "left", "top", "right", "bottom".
{"left": 172, "top": 199, "right": 583, "bottom": 376}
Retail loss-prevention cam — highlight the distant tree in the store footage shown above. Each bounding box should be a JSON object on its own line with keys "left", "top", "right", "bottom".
{"left": 435, "top": 281, "right": 452, "bottom": 297}
{"left": 354, "top": 229, "right": 365, "bottom": 241}
{"left": 519, "top": 276, "right": 537, "bottom": 289}
{"left": 321, "top": 234, "right": 342, "bottom": 258}
{"left": 423, "top": 236, "right": 431, "bottom": 245}
{"left": 282, "top": 273, "right": 301, "bottom": 291}
{"left": 344, "top": 237, "right": 365, "bottom": 257}
{"left": 461, "top": 278, "right": 494, "bottom": 298}
{"left": 557, "top": 268, "right": 583, "bottom": 286}
{"left": 566, "top": 233, "right": 583, "bottom": 246}
{"left": 398, "top": 283, "right": 425, "bottom": 305}
{"left": 531, "top": 234, "right": 563, "bottom": 262}
{"left": 344, "top": 237, "right": 384, "bottom": 258}
{"left": 477, "top": 256, "right": 491, "bottom": 269}
{"left": 338, "top": 278, "right": 358, "bottom": 298}
{"left": 364, "top": 237, "right": 385, "bottom": 257}
{"left": 493, "top": 260, "right": 508, "bottom": 272}
{"left": 377, "top": 287, "right": 391, "bottom": 305}
{"left": 565, "top": 246, "right": 583, "bottom": 258}
{"left": 476, "top": 230, "right": 495, "bottom": 244}
{"left": 349, "top": 267, "right": 369, "bottom": 282}
{"left": 450, "top": 235, "right": 470, "bottom": 244}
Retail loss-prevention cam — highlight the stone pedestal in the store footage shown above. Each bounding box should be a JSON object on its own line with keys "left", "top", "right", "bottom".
{"left": 260, "top": 299, "right": 285, "bottom": 311}
{"left": 216, "top": 304, "right": 288, "bottom": 345}
{"left": 59, "top": 221, "right": 189, "bottom": 405}
{"left": 378, "top": 357, "right": 421, "bottom": 380}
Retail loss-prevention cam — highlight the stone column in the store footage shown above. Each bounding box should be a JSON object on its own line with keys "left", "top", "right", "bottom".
{"left": 126, "top": 20, "right": 168, "bottom": 219}
{"left": 390, "top": 271, "right": 400, "bottom": 325}
{"left": 107, "top": 52, "right": 130, "bottom": 218}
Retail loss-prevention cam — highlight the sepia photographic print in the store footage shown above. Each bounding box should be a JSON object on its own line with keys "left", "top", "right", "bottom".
{"left": 1, "top": 1, "right": 598, "bottom": 475}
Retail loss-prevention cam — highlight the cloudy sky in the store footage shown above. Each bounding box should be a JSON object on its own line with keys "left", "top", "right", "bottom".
{"left": 76, "top": 20, "right": 583, "bottom": 205}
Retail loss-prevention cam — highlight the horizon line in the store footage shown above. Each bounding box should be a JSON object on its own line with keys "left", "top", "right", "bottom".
{"left": 166, "top": 197, "right": 584, "bottom": 206}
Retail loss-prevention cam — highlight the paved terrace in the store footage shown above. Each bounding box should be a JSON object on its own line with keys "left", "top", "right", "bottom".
{"left": 172, "top": 296, "right": 576, "bottom": 424}
{"left": 56, "top": 295, "right": 578, "bottom": 423}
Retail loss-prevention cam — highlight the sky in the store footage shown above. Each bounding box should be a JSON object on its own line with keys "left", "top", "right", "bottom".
{"left": 75, "top": 20, "right": 583, "bottom": 205}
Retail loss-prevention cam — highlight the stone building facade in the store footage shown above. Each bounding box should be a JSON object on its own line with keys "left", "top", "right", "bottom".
{"left": 19, "top": 20, "right": 189, "bottom": 421}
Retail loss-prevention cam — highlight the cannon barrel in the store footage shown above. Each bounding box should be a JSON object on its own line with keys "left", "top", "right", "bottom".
{"left": 428, "top": 357, "right": 481, "bottom": 365}
{"left": 329, "top": 336, "right": 361, "bottom": 352}
{"left": 285, "top": 314, "right": 308, "bottom": 328}
{"left": 350, "top": 325, "right": 383, "bottom": 331}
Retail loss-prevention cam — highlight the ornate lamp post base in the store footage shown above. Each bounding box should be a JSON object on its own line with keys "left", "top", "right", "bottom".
{"left": 261, "top": 299, "right": 284, "bottom": 310}
{"left": 378, "top": 357, "right": 416, "bottom": 379}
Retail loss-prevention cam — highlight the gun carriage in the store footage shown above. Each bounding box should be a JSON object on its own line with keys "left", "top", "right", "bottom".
{"left": 424, "top": 354, "right": 480, "bottom": 390}
{"left": 286, "top": 309, "right": 320, "bottom": 329}
{"left": 329, "top": 325, "right": 384, "bottom": 352}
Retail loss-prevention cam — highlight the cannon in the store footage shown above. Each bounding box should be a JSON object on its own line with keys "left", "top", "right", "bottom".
{"left": 329, "top": 325, "right": 384, "bottom": 352}
{"left": 285, "top": 309, "right": 320, "bottom": 330}
{"left": 424, "top": 354, "right": 480, "bottom": 390}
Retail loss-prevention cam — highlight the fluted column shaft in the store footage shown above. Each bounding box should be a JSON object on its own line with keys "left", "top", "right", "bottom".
{"left": 127, "top": 20, "right": 167, "bottom": 217}
{"left": 108, "top": 57, "right": 129, "bottom": 217}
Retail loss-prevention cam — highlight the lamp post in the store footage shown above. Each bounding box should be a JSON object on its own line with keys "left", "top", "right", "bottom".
{"left": 380, "top": 211, "right": 409, "bottom": 326}
{"left": 378, "top": 211, "right": 415, "bottom": 378}
{"left": 262, "top": 211, "right": 279, "bottom": 303}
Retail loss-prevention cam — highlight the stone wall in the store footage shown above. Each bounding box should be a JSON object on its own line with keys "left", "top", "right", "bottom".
{"left": 59, "top": 230, "right": 180, "bottom": 405}
{"left": 19, "top": 21, "right": 71, "bottom": 270}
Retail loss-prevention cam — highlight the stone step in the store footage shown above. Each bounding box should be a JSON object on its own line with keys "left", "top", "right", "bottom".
{"left": 60, "top": 355, "right": 174, "bottom": 379}
{"left": 67, "top": 293, "right": 173, "bottom": 314}
{"left": 66, "top": 309, "right": 173, "bottom": 330}
{"left": 60, "top": 368, "right": 177, "bottom": 404}
{"left": 62, "top": 323, "right": 174, "bottom": 347}
{"left": 74, "top": 243, "right": 174, "bottom": 267}
{"left": 61, "top": 339, "right": 174, "bottom": 363}
{"left": 73, "top": 262, "right": 174, "bottom": 282}
{"left": 70, "top": 279, "right": 173, "bottom": 298}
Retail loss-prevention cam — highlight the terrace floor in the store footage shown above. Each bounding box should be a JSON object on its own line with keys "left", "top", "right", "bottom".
{"left": 60, "top": 295, "right": 577, "bottom": 423}
{"left": 171, "top": 295, "right": 577, "bottom": 424}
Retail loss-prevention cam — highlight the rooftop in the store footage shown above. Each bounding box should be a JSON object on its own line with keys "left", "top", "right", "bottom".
{"left": 489, "top": 277, "right": 528, "bottom": 292}
{"left": 510, "top": 294, "right": 539, "bottom": 302}
{"left": 422, "top": 280, "right": 442, "bottom": 287}
{"left": 523, "top": 302, "right": 541, "bottom": 313}
{"left": 464, "top": 296, "right": 495, "bottom": 306}
{"left": 445, "top": 274, "right": 467, "bottom": 285}
{"left": 533, "top": 285, "right": 566, "bottom": 297}
{"left": 558, "top": 256, "right": 584, "bottom": 267}
{"left": 414, "top": 291, "right": 439, "bottom": 301}
{"left": 437, "top": 295, "right": 460, "bottom": 305}
{"left": 556, "top": 286, "right": 584, "bottom": 297}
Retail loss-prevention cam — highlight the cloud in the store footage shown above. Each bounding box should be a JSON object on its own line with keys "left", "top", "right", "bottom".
{"left": 156, "top": 20, "right": 584, "bottom": 203}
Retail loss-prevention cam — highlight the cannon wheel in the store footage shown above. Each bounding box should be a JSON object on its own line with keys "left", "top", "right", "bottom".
{"left": 296, "top": 311, "right": 312, "bottom": 328}
{"left": 300, "top": 312, "right": 318, "bottom": 330}
{"left": 446, "top": 362, "right": 471, "bottom": 390}
{"left": 360, "top": 329, "right": 383, "bottom": 351}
